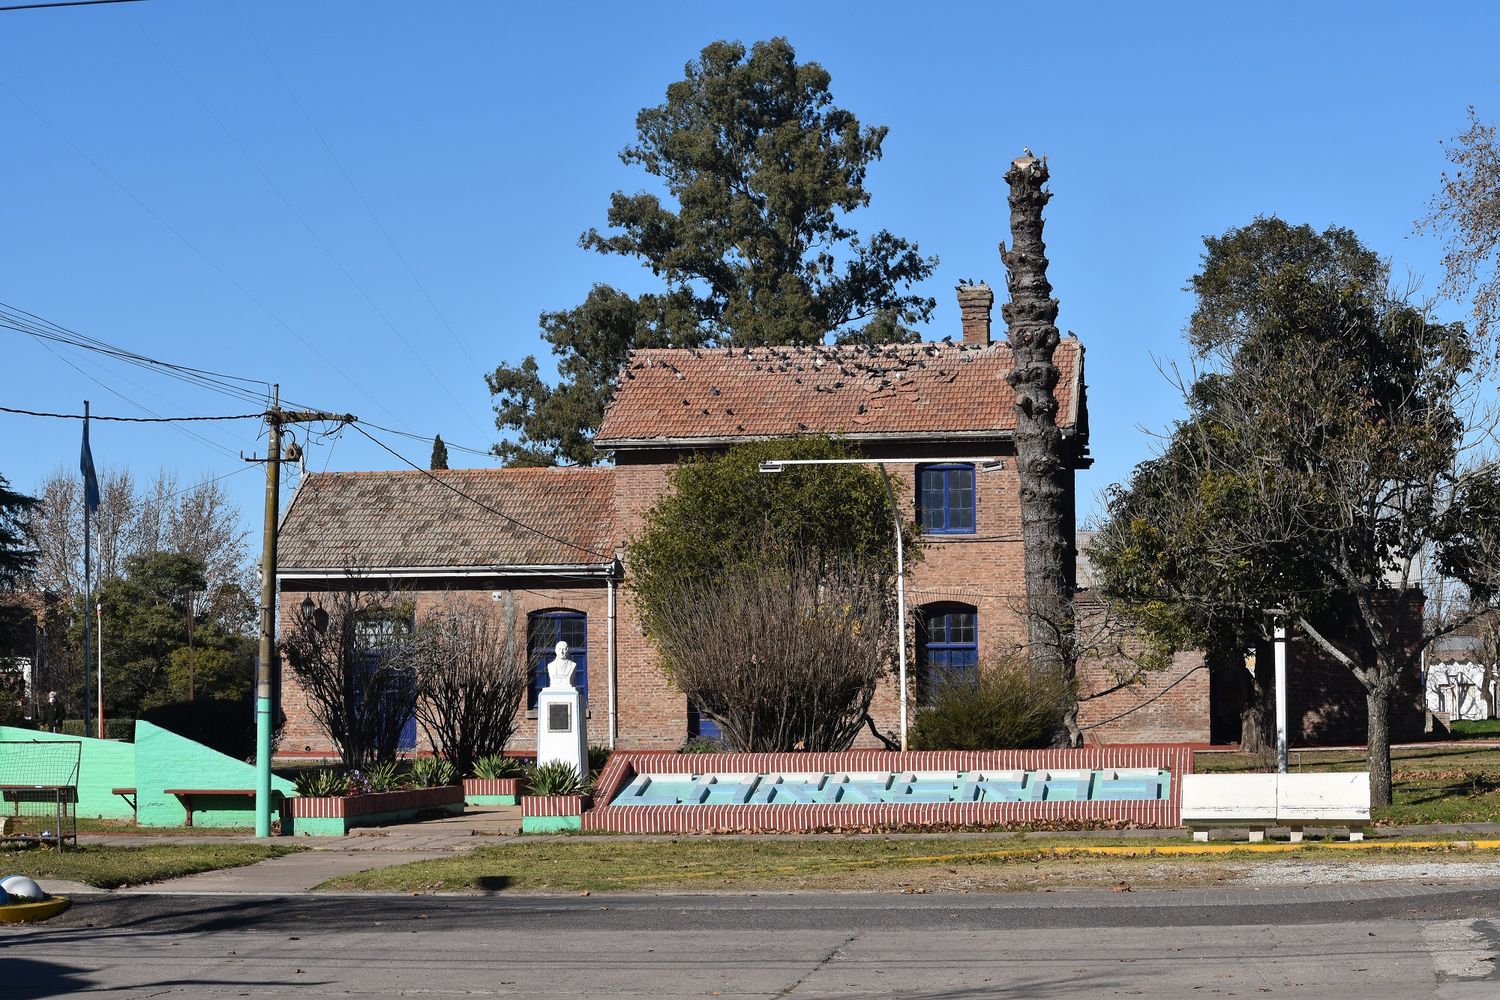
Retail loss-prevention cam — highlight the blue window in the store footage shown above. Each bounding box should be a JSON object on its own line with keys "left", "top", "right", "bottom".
{"left": 918, "top": 604, "right": 978, "bottom": 703}
{"left": 528, "top": 610, "right": 587, "bottom": 709}
{"left": 354, "top": 611, "right": 417, "bottom": 750}
{"left": 918, "top": 464, "right": 976, "bottom": 534}
{"left": 687, "top": 702, "right": 722, "bottom": 742}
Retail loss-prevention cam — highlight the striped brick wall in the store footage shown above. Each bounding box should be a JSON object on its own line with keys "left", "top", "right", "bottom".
{"left": 462, "top": 778, "right": 521, "bottom": 799}
{"left": 286, "top": 785, "right": 464, "bottom": 819}
{"left": 522, "top": 794, "right": 589, "bottom": 817}
{"left": 584, "top": 745, "right": 1193, "bottom": 834}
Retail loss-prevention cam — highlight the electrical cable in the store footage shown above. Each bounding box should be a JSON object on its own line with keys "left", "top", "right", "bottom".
{"left": 129, "top": 11, "right": 493, "bottom": 442}
{"left": 0, "top": 78, "right": 416, "bottom": 432}
{"left": 348, "top": 423, "right": 611, "bottom": 560}
{"left": 0, "top": 405, "right": 260, "bottom": 422}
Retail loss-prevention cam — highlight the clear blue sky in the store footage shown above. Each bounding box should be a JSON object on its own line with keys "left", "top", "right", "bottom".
{"left": 2, "top": 0, "right": 1496, "bottom": 540}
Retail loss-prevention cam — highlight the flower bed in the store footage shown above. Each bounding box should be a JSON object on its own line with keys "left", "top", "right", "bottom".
{"left": 463, "top": 777, "right": 522, "bottom": 807}
{"left": 286, "top": 785, "right": 464, "bottom": 836}
{"left": 520, "top": 793, "right": 589, "bottom": 833}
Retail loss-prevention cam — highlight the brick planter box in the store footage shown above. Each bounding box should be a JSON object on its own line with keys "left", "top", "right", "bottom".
{"left": 463, "top": 777, "right": 522, "bottom": 807}
{"left": 286, "top": 784, "right": 464, "bottom": 836}
{"left": 521, "top": 793, "right": 589, "bottom": 833}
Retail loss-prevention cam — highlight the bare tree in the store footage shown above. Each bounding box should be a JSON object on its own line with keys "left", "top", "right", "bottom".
{"left": 280, "top": 586, "right": 419, "bottom": 769}
{"left": 1424, "top": 108, "right": 1500, "bottom": 344}
{"left": 648, "top": 556, "right": 891, "bottom": 752}
{"left": 999, "top": 151, "right": 1079, "bottom": 745}
{"left": 410, "top": 599, "right": 528, "bottom": 776}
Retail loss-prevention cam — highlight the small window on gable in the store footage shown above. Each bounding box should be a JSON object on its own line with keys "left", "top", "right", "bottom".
{"left": 918, "top": 463, "right": 976, "bottom": 534}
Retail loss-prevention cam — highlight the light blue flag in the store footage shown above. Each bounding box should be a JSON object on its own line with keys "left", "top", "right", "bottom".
{"left": 80, "top": 418, "right": 100, "bottom": 513}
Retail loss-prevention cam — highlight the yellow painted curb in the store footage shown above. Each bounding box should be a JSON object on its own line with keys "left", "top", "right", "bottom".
{"left": 608, "top": 838, "right": 1500, "bottom": 884}
{"left": 0, "top": 896, "right": 71, "bottom": 923}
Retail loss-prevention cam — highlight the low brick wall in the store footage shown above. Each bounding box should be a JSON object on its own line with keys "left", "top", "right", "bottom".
{"left": 286, "top": 785, "right": 464, "bottom": 836}
{"left": 521, "top": 793, "right": 588, "bottom": 833}
{"left": 464, "top": 777, "right": 521, "bottom": 806}
{"left": 584, "top": 746, "right": 1193, "bottom": 834}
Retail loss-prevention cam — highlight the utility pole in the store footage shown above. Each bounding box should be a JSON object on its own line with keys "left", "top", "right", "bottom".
{"left": 248, "top": 386, "right": 354, "bottom": 837}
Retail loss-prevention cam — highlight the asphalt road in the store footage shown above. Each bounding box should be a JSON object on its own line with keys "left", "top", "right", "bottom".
{"left": 4, "top": 884, "right": 1500, "bottom": 998}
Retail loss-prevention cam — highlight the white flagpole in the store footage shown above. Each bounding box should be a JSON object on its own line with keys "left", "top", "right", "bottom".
{"left": 82, "top": 400, "right": 92, "bottom": 736}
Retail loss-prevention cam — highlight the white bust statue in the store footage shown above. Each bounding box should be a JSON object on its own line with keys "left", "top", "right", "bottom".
{"left": 546, "top": 640, "right": 577, "bottom": 690}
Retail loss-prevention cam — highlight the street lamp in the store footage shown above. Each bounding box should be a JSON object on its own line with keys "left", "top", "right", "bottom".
{"left": 758, "top": 456, "right": 1005, "bottom": 750}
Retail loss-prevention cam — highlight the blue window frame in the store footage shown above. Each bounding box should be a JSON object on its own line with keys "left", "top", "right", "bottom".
{"left": 918, "top": 463, "right": 976, "bottom": 534}
{"left": 687, "top": 702, "right": 722, "bottom": 742}
{"left": 917, "top": 604, "right": 978, "bottom": 703}
{"left": 528, "top": 610, "right": 588, "bottom": 709}
{"left": 353, "top": 611, "right": 417, "bottom": 750}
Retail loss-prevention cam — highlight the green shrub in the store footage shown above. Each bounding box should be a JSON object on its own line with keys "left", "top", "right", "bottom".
{"left": 527, "top": 760, "right": 585, "bottom": 796}
{"left": 678, "top": 736, "right": 723, "bottom": 754}
{"left": 588, "top": 745, "right": 612, "bottom": 775}
{"left": 293, "top": 767, "right": 348, "bottom": 798}
{"left": 57, "top": 718, "right": 134, "bottom": 741}
{"left": 408, "top": 755, "right": 457, "bottom": 788}
{"left": 472, "top": 753, "right": 526, "bottom": 780}
{"left": 365, "top": 760, "right": 402, "bottom": 792}
{"left": 908, "top": 658, "right": 1070, "bottom": 750}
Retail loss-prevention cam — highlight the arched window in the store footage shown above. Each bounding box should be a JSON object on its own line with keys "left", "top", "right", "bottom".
{"left": 527, "top": 610, "right": 588, "bottom": 709}
{"left": 917, "top": 463, "right": 976, "bottom": 534}
{"left": 917, "top": 603, "right": 978, "bottom": 703}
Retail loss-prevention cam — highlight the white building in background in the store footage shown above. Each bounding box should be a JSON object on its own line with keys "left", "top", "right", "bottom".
{"left": 1425, "top": 630, "right": 1497, "bottom": 722}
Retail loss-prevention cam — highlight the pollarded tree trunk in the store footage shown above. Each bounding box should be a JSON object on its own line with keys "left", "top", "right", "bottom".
{"left": 1001, "top": 151, "right": 1077, "bottom": 745}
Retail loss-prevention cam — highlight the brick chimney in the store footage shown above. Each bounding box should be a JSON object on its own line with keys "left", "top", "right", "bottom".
{"left": 957, "top": 281, "right": 994, "bottom": 345}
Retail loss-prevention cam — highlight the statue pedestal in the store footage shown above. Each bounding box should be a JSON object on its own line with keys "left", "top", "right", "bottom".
{"left": 536, "top": 685, "right": 587, "bottom": 777}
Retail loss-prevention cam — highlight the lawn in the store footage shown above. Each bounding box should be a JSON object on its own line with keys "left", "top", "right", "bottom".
{"left": 1196, "top": 745, "right": 1500, "bottom": 825}
{"left": 0, "top": 843, "right": 298, "bottom": 889}
{"left": 1450, "top": 719, "right": 1500, "bottom": 740}
{"left": 316, "top": 835, "right": 1500, "bottom": 895}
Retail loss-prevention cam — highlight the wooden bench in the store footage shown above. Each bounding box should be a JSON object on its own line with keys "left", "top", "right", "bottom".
{"left": 162, "top": 788, "right": 280, "bottom": 827}
{"left": 112, "top": 787, "right": 137, "bottom": 813}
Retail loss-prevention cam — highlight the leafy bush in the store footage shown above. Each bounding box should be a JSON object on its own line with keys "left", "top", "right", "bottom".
{"left": 365, "top": 760, "right": 402, "bottom": 792}
{"left": 472, "top": 753, "right": 526, "bottom": 780}
{"left": 908, "top": 658, "right": 1071, "bottom": 750}
{"left": 678, "top": 737, "right": 723, "bottom": 754}
{"left": 526, "top": 760, "right": 585, "bottom": 796}
{"left": 59, "top": 718, "right": 134, "bottom": 741}
{"left": 293, "top": 767, "right": 348, "bottom": 798}
{"left": 588, "top": 745, "right": 612, "bottom": 775}
{"left": 408, "top": 755, "right": 456, "bottom": 788}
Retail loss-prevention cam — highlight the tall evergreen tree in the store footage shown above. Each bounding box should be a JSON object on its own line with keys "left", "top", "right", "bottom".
{"left": 430, "top": 435, "right": 449, "bottom": 471}
{"left": 0, "top": 474, "right": 37, "bottom": 591}
{"left": 486, "top": 38, "right": 938, "bottom": 466}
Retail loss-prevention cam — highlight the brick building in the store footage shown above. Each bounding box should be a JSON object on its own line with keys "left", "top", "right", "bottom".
{"left": 275, "top": 282, "right": 1227, "bottom": 758}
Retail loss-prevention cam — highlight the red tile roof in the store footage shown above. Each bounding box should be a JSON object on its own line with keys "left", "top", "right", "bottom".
{"left": 278, "top": 468, "right": 616, "bottom": 570}
{"left": 595, "top": 338, "right": 1083, "bottom": 445}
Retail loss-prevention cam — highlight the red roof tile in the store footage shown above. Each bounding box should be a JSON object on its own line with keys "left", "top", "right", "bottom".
{"left": 278, "top": 468, "right": 616, "bottom": 570}
{"left": 596, "top": 338, "right": 1083, "bottom": 445}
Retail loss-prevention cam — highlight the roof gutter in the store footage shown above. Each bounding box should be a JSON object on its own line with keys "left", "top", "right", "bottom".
{"left": 278, "top": 562, "right": 620, "bottom": 582}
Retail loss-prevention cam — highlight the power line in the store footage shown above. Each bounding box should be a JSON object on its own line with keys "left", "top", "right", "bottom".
{"left": 0, "top": 0, "right": 146, "bottom": 10}
{"left": 0, "top": 405, "right": 261, "bottom": 422}
{"left": 226, "top": 0, "right": 485, "bottom": 376}
{"left": 349, "top": 423, "right": 612, "bottom": 561}
{"left": 129, "top": 11, "right": 492, "bottom": 442}
{"left": 0, "top": 78, "right": 416, "bottom": 432}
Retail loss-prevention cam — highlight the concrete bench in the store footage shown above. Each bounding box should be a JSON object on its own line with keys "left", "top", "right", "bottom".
{"left": 1181, "top": 772, "right": 1369, "bottom": 842}
{"left": 163, "top": 788, "right": 281, "bottom": 827}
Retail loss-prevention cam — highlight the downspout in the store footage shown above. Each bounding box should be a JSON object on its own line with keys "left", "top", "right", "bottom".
{"left": 607, "top": 553, "right": 620, "bottom": 749}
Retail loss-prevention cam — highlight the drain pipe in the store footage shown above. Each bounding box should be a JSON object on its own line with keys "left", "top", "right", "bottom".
{"left": 607, "top": 554, "right": 619, "bottom": 748}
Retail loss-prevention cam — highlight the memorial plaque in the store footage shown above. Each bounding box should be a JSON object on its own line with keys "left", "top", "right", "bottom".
{"left": 547, "top": 703, "right": 572, "bottom": 733}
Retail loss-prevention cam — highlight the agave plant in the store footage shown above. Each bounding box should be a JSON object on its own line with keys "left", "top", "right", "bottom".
{"left": 408, "top": 755, "right": 457, "bottom": 788}
{"left": 365, "top": 760, "right": 403, "bottom": 793}
{"left": 471, "top": 753, "right": 526, "bottom": 780}
{"left": 293, "top": 767, "right": 348, "bottom": 798}
{"left": 526, "top": 760, "right": 585, "bottom": 796}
